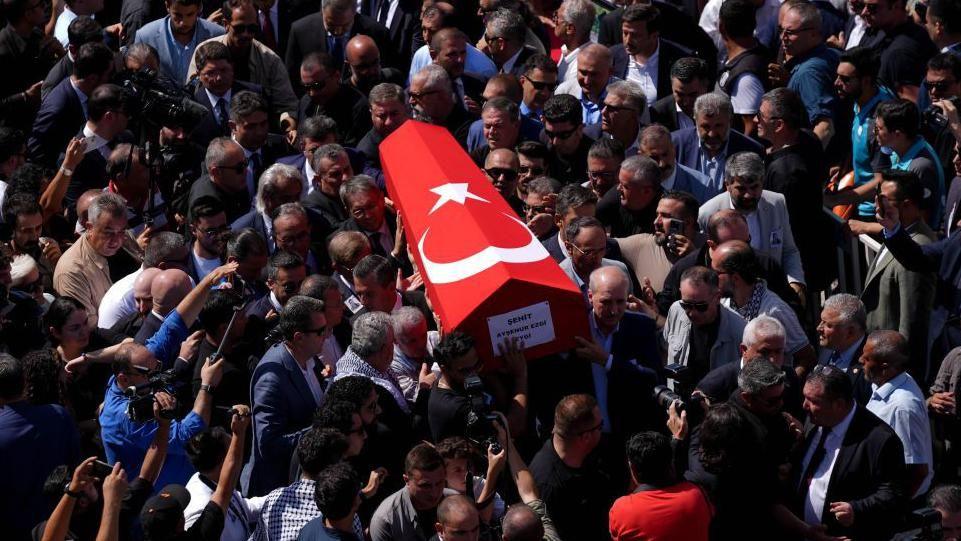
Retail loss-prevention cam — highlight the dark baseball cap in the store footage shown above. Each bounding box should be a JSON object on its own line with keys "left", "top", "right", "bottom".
{"left": 140, "top": 484, "right": 191, "bottom": 540}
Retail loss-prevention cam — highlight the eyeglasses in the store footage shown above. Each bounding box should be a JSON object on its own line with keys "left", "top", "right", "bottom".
{"left": 926, "top": 80, "right": 956, "bottom": 92}
{"left": 301, "top": 325, "right": 327, "bottom": 336}
{"left": 485, "top": 167, "right": 519, "bottom": 181}
{"left": 545, "top": 127, "right": 577, "bottom": 140}
{"left": 602, "top": 103, "right": 637, "bottom": 114}
{"left": 216, "top": 159, "right": 249, "bottom": 174}
{"left": 231, "top": 23, "right": 260, "bottom": 35}
{"left": 679, "top": 300, "right": 710, "bottom": 312}
{"left": 408, "top": 89, "right": 439, "bottom": 101}
{"left": 200, "top": 225, "right": 230, "bottom": 237}
{"left": 780, "top": 25, "right": 814, "bottom": 37}
{"left": 279, "top": 280, "right": 304, "bottom": 294}
{"left": 519, "top": 165, "right": 545, "bottom": 176}
{"left": 524, "top": 204, "right": 553, "bottom": 215}
{"left": 569, "top": 243, "right": 605, "bottom": 257}
{"left": 588, "top": 170, "right": 618, "bottom": 181}
{"left": 525, "top": 79, "right": 558, "bottom": 92}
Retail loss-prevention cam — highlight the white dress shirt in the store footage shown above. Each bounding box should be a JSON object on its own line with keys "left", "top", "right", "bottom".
{"left": 800, "top": 403, "right": 857, "bottom": 525}
{"left": 625, "top": 44, "right": 659, "bottom": 106}
{"left": 286, "top": 344, "right": 324, "bottom": 406}
{"left": 557, "top": 44, "right": 583, "bottom": 84}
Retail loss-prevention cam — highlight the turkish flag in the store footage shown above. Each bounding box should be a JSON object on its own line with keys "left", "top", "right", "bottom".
{"left": 380, "top": 121, "right": 589, "bottom": 365}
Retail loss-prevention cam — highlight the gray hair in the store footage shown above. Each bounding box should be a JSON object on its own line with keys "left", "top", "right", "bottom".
{"left": 486, "top": 9, "right": 526, "bottom": 44}
{"left": 639, "top": 124, "right": 672, "bottom": 147}
{"left": 560, "top": 0, "right": 596, "bottom": 39}
{"left": 339, "top": 175, "right": 381, "bottom": 206}
{"left": 742, "top": 315, "right": 786, "bottom": 347}
{"left": 527, "top": 176, "right": 561, "bottom": 197}
{"left": 823, "top": 293, "right": 866, "bottom": 332}
{"left": 724, "top": 152, "right": 764, "bottom": 186}
{"left": 391, "top": 306, "right": 426, "bottom": 335}
{"left": 787, "top": 1, "right": 822, "bottom": 31}
{"left": 310, "top": 143, "right": 349, "bottom": 173}
{"left": 619, "top": 155, "right": 660, "bottom": 187}
{"left": 737, "top": 357, "right": 785, "bottom": 395}
{"left": 321, "top": 0, "right": 354, "bottom": 14}
{"left": 413, "top": 64, "right": 453, "bottom": 94}
{"left": 272, "top": 202, "right": 308, "bottom": 223}
{"left": 10, "top": 254, "right": 38, "bottom": 286}
{"left": 369, "top": 82, "right": 406, "bottom": 105}
{"left": 482, "top": 96, "right": 520, "bottom": 121}
{"left": 256, "top": 164, "right": 303, "bottom": 214}
{"left": 693, "top": 92, "right": 733, "bottom": 120}
{"left": 88, "top": 192, "right": 127, "bottom": 224}
{"left": 352, "top": 311, "right": 393, "bottom": 359}
{"left": 205, "top": 137, "right": 240, "bottom": 169}
{"left": 607, "top": 80, "right": 647, "bottom": 117}
{"left": 930, "top": 484, "right": 961, "bottom": 514}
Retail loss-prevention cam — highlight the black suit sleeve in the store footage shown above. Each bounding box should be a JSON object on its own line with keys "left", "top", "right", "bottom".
{"left": 883, "top": 225, "right": 945, "bottom": 273}
{"left": 848, "top": 430, "right": 906, "bottom": 530}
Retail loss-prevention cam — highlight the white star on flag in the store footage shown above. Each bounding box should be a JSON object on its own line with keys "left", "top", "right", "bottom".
{"left": 428, "top": 182, "right": 490, "bottom": 214}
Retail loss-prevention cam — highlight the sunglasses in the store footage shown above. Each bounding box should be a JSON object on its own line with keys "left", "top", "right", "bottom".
{"left": 524, "top": 204, "right": 553, "bottom": 215}
{"left": 602, "top": 103, "right": 637, "bottom": 114}
{"left": 519, "top": 165, "right": 545, "bottom": 176}
{"left": 926, "top": 80, "right": 956, "bottom": 92}
{"left": 679, "top": 300, "right": 710, "bottom": 312}
{"left": 526, "top": 79, "right": 558, "bottom": 92}
{"left": 545, "top": 127, "right": 576, "bottom": 140}
{"left": 588, "top": 170, "right": 618, "bottom": 181}
{"left": 485, "top": 167, "right": 519, "bottom": 181}
{"left": 860, "top": 2, "right": 881, "bottom": 13}
{"left": 199, "top": 225, "right": 230, "bottom": 237}
{"left": 231, "top": 23, "right": 260, "bottom": 35}
{"left": 302, "top": 81, "right": 327, "bottom": 91}
{"left": 216, "top": 158, "right": 249, "bottom": 174}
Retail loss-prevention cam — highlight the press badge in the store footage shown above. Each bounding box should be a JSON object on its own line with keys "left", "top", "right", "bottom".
{"left": 345, "top": 295, "right": 363, "bottom": 314}
{"left": 770, "top": 229, "right": 783, "bottom": 248}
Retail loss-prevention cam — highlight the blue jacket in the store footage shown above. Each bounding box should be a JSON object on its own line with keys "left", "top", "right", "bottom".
{"left": 244, "top": 341, "right": 320, "bottom": 497}
{"left": 27, "top": 77, "right": 85, "bottom": 166}
{"left": 671, "top": 163, "right": 717, "bottom": 204}
{"left": 671, "top": 127, "right": 765, "bottom": 193}
{"left": 135, "top": 16, "right": 225, "bottom": 84}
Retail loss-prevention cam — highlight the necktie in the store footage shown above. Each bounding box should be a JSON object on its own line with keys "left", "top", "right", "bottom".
{"left": 260, "top": 10, "right": 278, "bottom": 52}
{"left": 329, "top": 35, "right": 345, "bottom": 68}
{"left": 250, "top": 152, "right": 263, "bottom": 190}
{"left": 828, "top": 350, "right": 841, "bottom": 367}
{"left": 376, "top": 0, "right": 390, "bottom": 25}
{"left": 216, "top": 98, "right": 229, "bottom": 134}
{"left": 368, "top": 231, "right": 386, "bottom": 256}
{"left": 798, "top": 427, "right": 831, "bottom": 504}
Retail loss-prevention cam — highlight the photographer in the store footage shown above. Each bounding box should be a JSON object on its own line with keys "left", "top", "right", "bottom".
{"left": 427, "top": 331, "right": 528, "bottom": 443}
{"left": 923, "top": 53, "right": 961, "bottom": 181}
{"left": 38, "top": 393, "right": 174, "bottom": 541}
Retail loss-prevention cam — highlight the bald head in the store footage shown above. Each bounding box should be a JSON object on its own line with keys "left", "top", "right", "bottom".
{"left": 865, "top": 330, "right": 910, "bottom": 371}
{"left": 579, "top": 43, "right": 612, "bottom": 65}
{"left": 485, "top": 148, "right": 519, "bottom": 169}
{"left": 346, "top": 35, "right": 378, "bottom": 61}
{"left": 77, "top": 189, "right": 104, "bottom": 230}
{"left": 589, "top": 265, "right": 629, "bottom": 295}
{"left": 133, "top": 268, "right": 161, "bottom": 316}
{"left": 713, "top": 239, "right": 752, "bottom": 263}
{"left": 502, "top": 504, "right": 544, "bottom": 541}
{"left": 151, "top": 269, "right": 193, "bottom": 316}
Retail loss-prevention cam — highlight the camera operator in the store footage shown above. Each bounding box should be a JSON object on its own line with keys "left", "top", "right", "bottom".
{"left": 427, "top": 331, "right": 528, "bottom": 443}
{"left": 922, "top": 53, "right": 960, "bottom": 181}
{"left": 38, "top": 393, "right": 174, "bottom": 541}
{"left": 930, "top": 484, "right": 961, "bottom": 540}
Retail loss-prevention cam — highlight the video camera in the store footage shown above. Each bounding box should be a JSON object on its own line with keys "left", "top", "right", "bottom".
{"left": 118, "top": 69, "right": 207, "bottom": 132}
{"left": 924, "top": 96, "right": 961, "bottom": 132}
{"left": 463, "top": 375, "right": 503, "bottom": 453}
{"left": 124, "top": 369, "right": 181, "bottom": 423}
{"left": 891, "top": 508, "right": 944, "bottom": 541}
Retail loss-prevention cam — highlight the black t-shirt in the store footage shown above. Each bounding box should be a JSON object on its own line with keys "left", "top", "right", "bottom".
{"left": 529, "top": 439, "right": 614, "bottom": 541}
{"left": 687, "top": 317, "right": 720, "bottom": 386}
{"left": 148, "top": 502, "right": 225, "bottom": 541}
{"left": 596, "top": 186, "right": 658, "bottom": 238}
{"left": 427, "top": 384, "right": 471, "bottom": 443}
{"left": 876, "top": 22, "right": 937, "bottom": 91}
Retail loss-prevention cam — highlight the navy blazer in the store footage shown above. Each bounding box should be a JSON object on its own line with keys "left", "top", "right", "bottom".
{"left": 28, "top": 77, "right": 85, "bottom": 166}
{"left": 671, "top": 127, "right": 765, "bottom": 192}
{"left": 672, "top": 163, "right": 718, "bottom": 203}
{"left": 650, "top": 94, "right": 680, "bottom": 132}
{"left": 610, "top": 39, "right": 692, "bottom": 102}
{"left": 244, "top": 341, "right": 321, "bottom": 497}
{"left": 285, "top": 13, "right": 393, "bottom": 86}
{"left": 190, "top": 81, "right": 263, "bottom": 148}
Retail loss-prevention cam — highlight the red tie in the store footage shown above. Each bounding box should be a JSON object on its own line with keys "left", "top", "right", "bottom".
{"left": 260, "top": 10, "right": 278, "bottom": 52}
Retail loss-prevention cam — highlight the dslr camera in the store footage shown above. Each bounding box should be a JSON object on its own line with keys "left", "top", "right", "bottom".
{"left": 118, "top": 69, "right": 208, "bottom": 132}
{"left": 653, "top": 363, "right": 706, "bottom": 425}
{"left": 891, "top": 508, "right": 944, "bottom": 540}
{"left": 463, "top": 375, "right": 503, "bottom": 453}
{"left": 124, "top": 369, "right": 181, "bottom": 423}
{"left": 924, "top": 96, "right": 961, "bottom": 131}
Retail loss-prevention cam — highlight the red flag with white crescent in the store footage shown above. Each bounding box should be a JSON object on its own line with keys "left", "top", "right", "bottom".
{"left": 380, "top": 121, "right": 588, "bottom": 364}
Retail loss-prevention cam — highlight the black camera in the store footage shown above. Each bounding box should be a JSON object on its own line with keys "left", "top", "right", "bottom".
{"left": 924, "top": 96, "right": 961, "bottom": 131}
{"left": 119, "top": 69, "right": 208, "bottom": 132}
{"left": 124, "top": 369, "right": 180, "bottom": 422}
{"left": 891, "top": 508, "right": 943, "bottom": 541}
{"left": 463, "top": 375, "right": 503, "bottom": 454}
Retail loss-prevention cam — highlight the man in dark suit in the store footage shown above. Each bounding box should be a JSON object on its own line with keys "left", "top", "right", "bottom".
{"left": 792, "top": 365, "right": 906, "bottom": 539}
{"left": 190, "top": 41, "right": 264, "bottom": 148}
{"left": 229, "top": 90, "right": 290, "bottom": 199}
{"left": 335, "top": 176, "right": 411, "bottom": 275}
{"left": 408, "top": 64, "right": 477, "bottom": 150}
{"left": 64, "top": 84, "right": 133, "bottom": 214}
{"left": 40, "top": 16, "right": 101, "bottom": 102}
{"left": 284, "top": 0, "right": 392, "bottom": 86}
{"left": 356, "top": 82, "right": 409, "bottom": 175}
{"left": 598, "top": 0, "right": 717, "bottom": 69}
{"left": 245, "top": 250, "right": 307, "bottom": 353}
{"left": 295, "top": 51, "right": 372, "bottom": 147}
{"left": 28, "top": 41, "right": 113, "bottom": 167}
{"left": 358, "top": 0, "right": 420, "bottom": 73}
{"left": 302, "top": 143, "right": 352, "bottom": 243}
{"left": 610, "top": 4, "right": 693, "bottom": 106}
{"left": 649, "top": 57, "right": 711, "bottom": 133}
{"left": 344, "top": 35, "right": 406, "bottom": 96}
{"left": 670, "top": 92, "right": 764, "bottom": 194}
{"left": 483, "top": 9, "right": 538, "bottom": 79}
{"left": 244, "top": 295, "right": 328, "bottom": 497}
{"left": 543, "top": 184, "right": 625, "bottom": 264}
{"left": 0, "top": 0, "right": 59, "bottom": 132}
{"left": 350, "top": 254, "right": 436, "bottom": 330}
{"left": 186, "top": 137, "right": 252, "bottom": 223}
{"left": 429, "top": 28, "right": 487, "bottom": 114}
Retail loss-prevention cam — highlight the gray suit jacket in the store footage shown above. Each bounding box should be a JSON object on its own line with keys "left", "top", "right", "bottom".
{"left": 664, "top": 301, "right": 746, "bottom": 370}
{"left": 697, "top": 190, "right": 806, "bottom": 286}
{"left": 134, "top": 16, "right": 224, "bottom": 84}
{"left": 862, "top": 220, "right": 936, "bottom": 362}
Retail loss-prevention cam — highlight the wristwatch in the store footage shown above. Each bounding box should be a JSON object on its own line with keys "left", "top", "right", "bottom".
{"left": 199, "top": 383, "right": 215, "bottom": 395}
{"left": 63, "top": 483, "right": 82, "bottom": 499}
{"left": 59, "top": 165, "right": 74, "bottom": 176}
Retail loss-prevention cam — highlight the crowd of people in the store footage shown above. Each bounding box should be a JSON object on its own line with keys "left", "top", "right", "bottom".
{"left": 3, "top": 0, "right": 961, "bottom": 538}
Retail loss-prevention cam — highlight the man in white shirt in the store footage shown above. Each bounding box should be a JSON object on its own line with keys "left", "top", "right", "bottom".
{"left": 861, "top": 330, "right": 934, "bottom": 500}
{"left": 699, "top": 0, "right": 781, "bottom": 61}
{"left": 554, "top": 0, "right": 595, "bottom": 84}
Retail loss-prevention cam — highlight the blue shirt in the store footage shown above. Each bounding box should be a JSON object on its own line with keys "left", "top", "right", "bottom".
{"left": 164, "top": 16, "right": 200, "bottom": 87}
{"left": 146, "top": 310, "right": 190, "bottom": 368}
{"left": 520, "top": 100, "right": 542, "bottom": 123}
{"left": 698, "top": 137, "right": 731, "bottom": 193}
{"left": 851, "top": 87, "right": 895, "bottom": 217}
{"left": 589, "top": 313, "right": 617, "bottom": 433}
{"left": 465, "top": 115, "right": 544, "bottom": 152}
{"left": 297, "top": 517, "right": 361, "bottom": 541}
{"left": 408, "top": 44, "right": 497, "bottom": 85}
{"left": 787, "top": 44, "right": 839, "bottom": 124}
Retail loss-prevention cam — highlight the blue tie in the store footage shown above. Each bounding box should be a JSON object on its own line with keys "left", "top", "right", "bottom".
{"left": 828, "top": 350, "right": 842, "bottom": 366}
{"left": 328, "top": 35, "right": 345, "bottom": 67}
